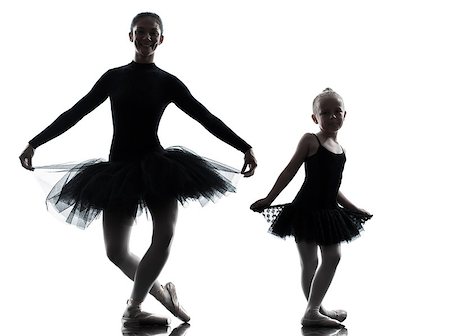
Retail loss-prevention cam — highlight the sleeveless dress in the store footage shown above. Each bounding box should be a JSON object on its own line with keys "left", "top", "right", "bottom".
{"left": 29, "top": 62, "right": 251, "bottom": 229}
{"left": 261, "top": 134, "right": 371, "bottom": 245}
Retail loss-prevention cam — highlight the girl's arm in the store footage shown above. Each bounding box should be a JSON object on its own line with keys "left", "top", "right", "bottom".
{"left": 250, "top": 133, "right": 314, "bottom": 211}
{"left": 337, "top": 190, "right": 371, "bottom": 215}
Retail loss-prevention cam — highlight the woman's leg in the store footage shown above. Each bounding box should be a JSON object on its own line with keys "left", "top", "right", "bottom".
{"left": 302, "top": 243, "right": 343, "bottom": 327}
{"left": 128, "top": 199, "right": 178, "bottom": 303}
{"left": 103, "top": 206, "right": 189, "bottom": 322}
{"left": 103, "top": 209, "right": 166, "bottom": 299}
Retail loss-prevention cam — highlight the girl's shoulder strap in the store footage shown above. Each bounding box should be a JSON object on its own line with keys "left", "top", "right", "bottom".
{"left": 311, "top": 133, "right": 321, "bottom": 146}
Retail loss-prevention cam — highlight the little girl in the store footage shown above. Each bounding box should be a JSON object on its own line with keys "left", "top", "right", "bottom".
{"left": 251, "top": 88, "right": 371, "bottom": 328}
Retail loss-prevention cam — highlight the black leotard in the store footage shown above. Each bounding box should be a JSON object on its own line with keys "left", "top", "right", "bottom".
{"left": 29, "top": 61, "right": 251, "bottom": 161}
{"left": 262, "top": 134, "right": 371, "bottom": 245}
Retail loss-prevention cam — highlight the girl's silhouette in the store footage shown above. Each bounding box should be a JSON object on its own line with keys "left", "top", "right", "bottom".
{"left": 251, "top": 88, "right": 371, "bottom": 328}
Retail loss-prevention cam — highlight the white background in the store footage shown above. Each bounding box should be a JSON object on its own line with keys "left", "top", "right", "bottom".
{"left": 1, "top": 0, "right": 449, "bottom": 335}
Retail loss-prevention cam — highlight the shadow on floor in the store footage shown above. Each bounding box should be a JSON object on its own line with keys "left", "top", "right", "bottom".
{"left": 301, "top": 326, "right": 348, "bottom": 336}
{"left": 122, "top": 322, "right": 190, "bottom": 336}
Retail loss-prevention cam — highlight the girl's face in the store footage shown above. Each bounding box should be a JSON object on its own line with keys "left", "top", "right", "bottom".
{"left": 312, "top": 96, "right": 346, "bottom": 132}
{"left": 129, "top": 17, "right": 164, "bottom": 59}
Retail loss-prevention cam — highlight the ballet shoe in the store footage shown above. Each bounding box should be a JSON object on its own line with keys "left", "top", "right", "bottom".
{"left": 122, "top": 305, "right": 171, "bottom": 326}
{"left": 163, "top": 282, "right": 191, "bottom": 322}
{"left": 170, "top": 323, "right": 191, "bottom": 336}
{"left": 301, "top": 326, "right": 348, "bottom": 336}
{"left": 301, "top": 314, "right": 344, "bottom": 328}
{"left": 321, "top": 309, "right": 347, "bottom": 322}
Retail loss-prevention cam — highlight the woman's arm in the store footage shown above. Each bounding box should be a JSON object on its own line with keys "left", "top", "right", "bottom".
{"left": 250, "top": 133, "right": 314, "bottom": 210}
{"left": 171, "top": 78, "right": 251, "bottom": 153}
{"left": 28, "top": 71, "right": 111, "bottom": 149}
{"left": 171, "top": 77, "right": 256, "bottom": 176}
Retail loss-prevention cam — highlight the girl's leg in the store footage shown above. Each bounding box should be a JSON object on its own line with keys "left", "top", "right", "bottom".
{"left": 297, "top": 241, "right": 319, "bottom": 301}
{"left": 103, "top": 206, "right": 189, "bottom": 322}
{"left": 302, "top": 244, "right": 343, "bottom": 327}
{"left": 297, "top": 241, "right": 347, "bottom": 323}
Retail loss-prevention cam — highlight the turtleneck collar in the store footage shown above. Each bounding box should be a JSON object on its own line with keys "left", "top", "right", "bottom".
{"left": 130, "top": 61, "right": 157, "bottom": 69}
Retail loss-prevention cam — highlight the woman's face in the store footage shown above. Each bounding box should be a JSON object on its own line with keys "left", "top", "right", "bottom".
{"left": 129, "top": 17, "right": 164, "bottom": 59}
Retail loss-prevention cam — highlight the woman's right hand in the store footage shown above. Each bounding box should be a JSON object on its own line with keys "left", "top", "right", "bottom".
{"left": 19, "top": 144, "right": 35, "bottom": 171}
{"left": 250, "top": 197, "right": 272, "bottom": 212}
{"left": 241, "top": 148, "right": 257, "bottom": 177}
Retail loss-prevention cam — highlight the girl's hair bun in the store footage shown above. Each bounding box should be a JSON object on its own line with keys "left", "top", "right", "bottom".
{"left": 312, "top": 88, "right": 344, "bottom": 114}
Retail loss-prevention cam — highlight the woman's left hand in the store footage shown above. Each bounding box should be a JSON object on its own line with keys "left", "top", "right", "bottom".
{"left": 241, "top": 148, "right": 257, "bottom": 177}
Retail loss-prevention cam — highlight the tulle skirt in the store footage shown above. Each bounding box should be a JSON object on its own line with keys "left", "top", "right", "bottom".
{"left": 261, "top": 203, "right": 371, "bottom": 245}
{"left": 35, "top": 146, "right": 240, "bottom": 229}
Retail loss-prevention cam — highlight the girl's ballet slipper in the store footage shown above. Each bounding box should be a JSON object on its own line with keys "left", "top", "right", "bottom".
{"left": 170, "top": 323, "right": 191, "bottom": 336}
{"left": 301, "top": 315, "right": 344, "bottom": 328}
{"left": 164, "top": 282, "right": 191, "bottom": 322}
{"left": 329, "top": 310, "right": 347, "bottom": 322}
{"left": 321, "top": 309, "right": 347, "bottom": 322}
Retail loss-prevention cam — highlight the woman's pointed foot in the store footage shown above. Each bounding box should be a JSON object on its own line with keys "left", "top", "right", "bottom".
{"left": 301, "top": 311, "right": 344, "bottom": 328}
{"left": 155, "top": 283, "right": 190, "bottom": 322}
{"left": 320, "top": 308, "right": 347, "bottom": 322}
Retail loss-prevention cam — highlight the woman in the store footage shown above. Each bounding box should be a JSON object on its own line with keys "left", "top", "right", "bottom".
{"left": 19, "top": 12, "right": 257, "bottom": 326}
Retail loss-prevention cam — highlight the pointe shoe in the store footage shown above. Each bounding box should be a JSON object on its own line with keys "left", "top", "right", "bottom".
{"left": 122, "top": 303, "right": 171, "bottom": 327}
{"left": 164, "top": 283, "right": 191, "bottom": 322}
{"left": 321, "top": 308, "right": 347, "bottom": 322}
{"left": 301, "top": 315, "right": 344, "bottom": 328}
{"left": 327, "top": 310, "right": 347, "bottom": 322}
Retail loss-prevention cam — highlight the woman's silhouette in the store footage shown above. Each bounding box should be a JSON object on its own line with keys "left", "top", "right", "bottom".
{"left": 19, "top": 12, "right": 256, "bottom": 325}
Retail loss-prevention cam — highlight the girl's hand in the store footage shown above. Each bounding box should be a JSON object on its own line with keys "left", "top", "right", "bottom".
{"left": 19, "top": 144, "right": 35, "bottom": 171}
{"left": 250, "top": 198, "right": 272, "bottom": 212}
{"left": 355, "top": 208, "right": 372, "bottom": 217}
{"left": 241, "top": 148, "right": 257, "bottom": 177}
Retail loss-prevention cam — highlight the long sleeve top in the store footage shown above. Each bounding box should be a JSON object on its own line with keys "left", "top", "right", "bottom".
{"left": 29, "top": 61, "right": 251, "bottom": 161}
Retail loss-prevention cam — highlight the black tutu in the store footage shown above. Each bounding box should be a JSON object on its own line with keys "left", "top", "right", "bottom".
{"left": 261, "top": 204, "right": 371, "bottom": 246}
{"left": 35, "top": 146, "right": 240, "bottom": 229}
